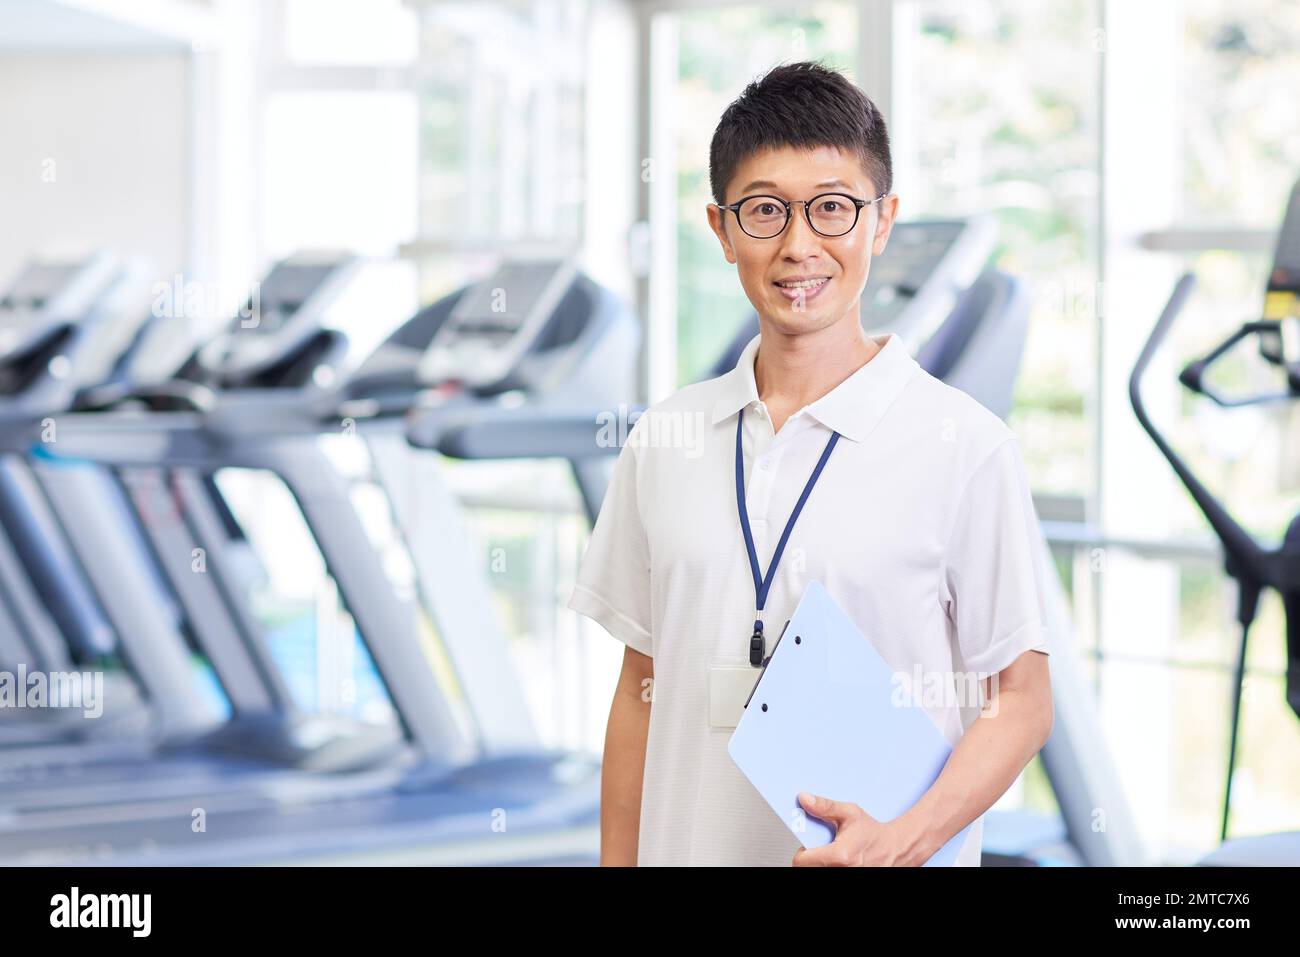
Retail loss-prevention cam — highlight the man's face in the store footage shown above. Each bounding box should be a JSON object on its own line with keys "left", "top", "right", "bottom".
{"left": 707, "top": 144, "right": 899, "bottom": 336}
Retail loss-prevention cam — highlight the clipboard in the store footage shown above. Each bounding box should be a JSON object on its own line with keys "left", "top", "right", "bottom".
{"left": 727, "top": 580, "right": 973, "bottom": 866}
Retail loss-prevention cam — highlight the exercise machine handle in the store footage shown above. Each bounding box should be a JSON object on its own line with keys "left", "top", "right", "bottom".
{"left": 1129, "top": 274, "right": 1271, "bottom": 621}
{"left": 1177, "top": 319, "right": 1300, "bottom": 407}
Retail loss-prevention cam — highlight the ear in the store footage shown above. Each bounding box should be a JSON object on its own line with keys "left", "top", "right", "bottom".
{"left": 871, "top": 194, "right": 900, "bottom": 257}
{"left": 706, "top": 203, "right": 738, "bottom": 265}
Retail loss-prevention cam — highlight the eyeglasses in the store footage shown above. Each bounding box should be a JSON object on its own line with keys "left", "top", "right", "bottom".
{"left": 718, "top": 191, "right": 887, "bottom": 239}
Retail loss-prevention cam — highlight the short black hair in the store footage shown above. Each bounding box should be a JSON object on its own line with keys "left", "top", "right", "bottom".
{"left": 708, "top": 60, "right": 892, "bottom": 206}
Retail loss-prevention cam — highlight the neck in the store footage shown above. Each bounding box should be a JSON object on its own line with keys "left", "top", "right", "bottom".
{"left": 754, "top": 313, "right": 880, "bottom": 409}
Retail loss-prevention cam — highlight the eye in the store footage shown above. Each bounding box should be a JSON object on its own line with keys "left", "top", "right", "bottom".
{"left": 818, "top": 199, "right": 841, "bottom": 213}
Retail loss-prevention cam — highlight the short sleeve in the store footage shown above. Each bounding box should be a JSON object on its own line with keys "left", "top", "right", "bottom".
{"left": 939, "top": 436, "right": 1051, "bottom": 676}
{"left": 566, "top": 428, "right": 654, "bottom": 658}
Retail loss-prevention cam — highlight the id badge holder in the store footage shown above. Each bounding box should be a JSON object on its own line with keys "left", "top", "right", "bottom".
{"left": 708, "top": 655, "right": 758, "bottom": 729}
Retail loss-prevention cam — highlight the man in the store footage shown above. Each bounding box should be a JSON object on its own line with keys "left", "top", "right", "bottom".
{"left": 568, "top": 61, "right": 1053, "bottom": 866}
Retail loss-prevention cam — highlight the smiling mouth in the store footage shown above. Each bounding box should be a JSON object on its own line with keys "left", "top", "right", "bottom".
{"left": 773, "top": 277, "right": 830, "bottom": 289}
{"left": 772, "top": 276, "right": 831, "bottom": 304}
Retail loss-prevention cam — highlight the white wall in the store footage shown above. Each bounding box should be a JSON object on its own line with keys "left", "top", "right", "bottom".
{"left": 0, "top": 53, "right": 191, "bottom": 284}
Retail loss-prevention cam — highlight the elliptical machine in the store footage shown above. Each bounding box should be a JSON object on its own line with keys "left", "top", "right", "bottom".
{"left": 1130, "top": 177, "right": 1300, "bottom": 865}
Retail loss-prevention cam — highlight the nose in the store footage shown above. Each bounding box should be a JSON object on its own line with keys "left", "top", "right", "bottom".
{"left": 777, "top": 201, "right": 821, "bottom": 259}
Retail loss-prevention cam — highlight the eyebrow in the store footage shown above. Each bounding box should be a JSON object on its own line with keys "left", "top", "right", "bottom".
{"left": 737, "top": 178, "right": 852, "bottom": 194}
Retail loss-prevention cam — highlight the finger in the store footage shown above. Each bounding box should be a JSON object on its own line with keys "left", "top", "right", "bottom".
{"left": 793, "top": 842, "right": 845, "bottom": 867}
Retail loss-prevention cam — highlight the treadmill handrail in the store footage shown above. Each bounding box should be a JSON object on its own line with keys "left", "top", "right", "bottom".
{"left": 74, "top": 380, "right": 218, "bottom": 414}
{"left": 422, "top": 405, "right": 646, "bottom": 461}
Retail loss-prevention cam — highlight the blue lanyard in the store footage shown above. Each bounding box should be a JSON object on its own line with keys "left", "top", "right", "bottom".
{"left": 735, "top": 410, "right": 841, "bottom": 665}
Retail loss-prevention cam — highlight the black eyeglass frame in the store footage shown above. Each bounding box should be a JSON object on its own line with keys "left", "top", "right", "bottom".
{"left": 717, "top": 191, "right": 889, "bottom": 239}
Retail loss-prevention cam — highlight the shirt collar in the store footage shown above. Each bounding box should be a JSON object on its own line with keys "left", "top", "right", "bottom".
{"left": 709, "top": 331, "right": 920, "bottom": 443}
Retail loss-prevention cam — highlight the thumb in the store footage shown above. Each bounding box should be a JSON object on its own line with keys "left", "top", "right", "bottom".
{"left": 798, "top": 792, "right": 857, "bottom": 826}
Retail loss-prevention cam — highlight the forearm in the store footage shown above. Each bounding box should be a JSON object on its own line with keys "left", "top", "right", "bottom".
{"left": 892, "top": 687, "right": 1051, "bottom": 865}
{"left": 599, "top": 683, "right": 651, "bottom": 866}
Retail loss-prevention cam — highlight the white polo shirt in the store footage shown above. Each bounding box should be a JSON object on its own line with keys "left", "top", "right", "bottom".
{"left": 567, "top": 331, "right": 1052, "bottom": 866}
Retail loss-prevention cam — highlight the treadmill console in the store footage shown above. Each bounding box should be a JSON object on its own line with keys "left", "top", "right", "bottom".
{"left": 417, "top": 259, "right": 578, "bottom": 391}
{"left": 0, "top": 255, "right": 122, "bottom": 363}
{"left": 862, "top": 217, "right": 996, "bottom": 346}
{"left": 196, "top": 252, "right": 359, "bottom": 385}
{"left": 0, "top": 254, "right": 127, "bottom": 399}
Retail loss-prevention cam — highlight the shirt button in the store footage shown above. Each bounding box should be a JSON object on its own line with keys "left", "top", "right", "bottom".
{"left": 759, "top": 458, "right": 771, "bottom": 471}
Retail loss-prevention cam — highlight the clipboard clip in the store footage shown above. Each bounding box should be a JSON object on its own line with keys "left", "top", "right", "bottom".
{"left": 743, "top": 618, "right": 791, "bottom": 711}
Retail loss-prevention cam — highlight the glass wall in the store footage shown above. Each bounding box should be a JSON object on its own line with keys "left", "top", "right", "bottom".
{"left": 901, "top": 0, "right": 1099, "bottom": 500}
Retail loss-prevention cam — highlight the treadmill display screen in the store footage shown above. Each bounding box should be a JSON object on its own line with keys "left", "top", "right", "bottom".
{"left": 447, "top": 261, "right": 565, "bottom": 338}
{"left": 0, "top": 263, "right": 83, "bottom": 314}
{"left": 861, "top": 222, "right": 966, "bottom": 326}
{"left": 240, "top": 263, "right": 337, "bottom": 335}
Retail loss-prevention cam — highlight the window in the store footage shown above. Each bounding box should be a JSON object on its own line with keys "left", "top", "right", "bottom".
{"left": 262, "top": 92, "right": 419, "bottom": 258}
{"left": 412, "top": 1, "right": 588, "bottom": 298}
{"left": 902, "top": 0, "right": 1099, "bottom": 501}
{"left": 283, "top": 0, "right": 418, "bottom": 66}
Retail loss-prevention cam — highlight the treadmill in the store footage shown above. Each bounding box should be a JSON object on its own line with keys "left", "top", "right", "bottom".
{"left": 0, "top": 253, "right": 155, "bottom": 752}
{"left": 0, "top": 254, "right": 408, "bottom": 811}
{"left": 0, "top": 256, "right": 637, "bottom": 865}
